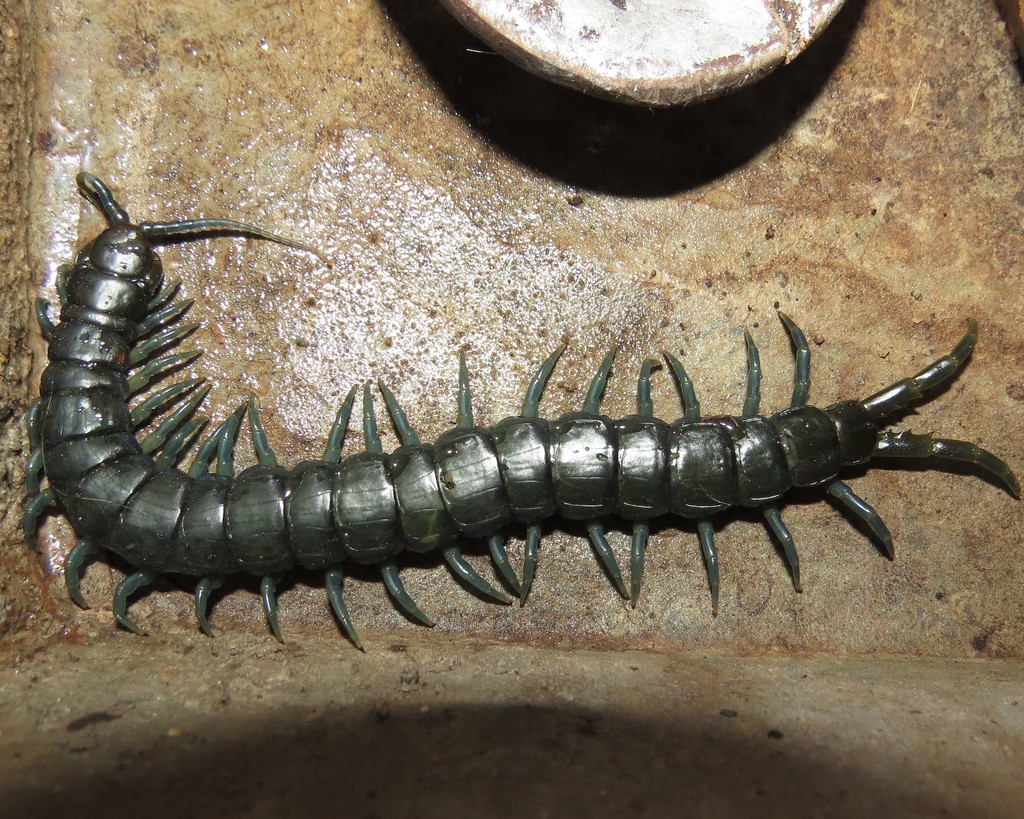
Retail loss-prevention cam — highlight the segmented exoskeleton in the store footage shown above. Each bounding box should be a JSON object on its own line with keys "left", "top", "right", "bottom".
{"left": 24, "top": 174, "right": 1021, "bottom": 647}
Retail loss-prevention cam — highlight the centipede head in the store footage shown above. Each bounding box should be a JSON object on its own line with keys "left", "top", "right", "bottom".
{"left": 77, "top": 173, "right": 164, "bottom": 297}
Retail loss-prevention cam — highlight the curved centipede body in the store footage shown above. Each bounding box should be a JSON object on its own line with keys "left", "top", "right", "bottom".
{"left": 24, "top": 174, "right": 1021, "bottom": 647}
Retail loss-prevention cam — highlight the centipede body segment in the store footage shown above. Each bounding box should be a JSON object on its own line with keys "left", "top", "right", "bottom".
{"left": 23, "top": 174, "right": 1021, "bottom": 647}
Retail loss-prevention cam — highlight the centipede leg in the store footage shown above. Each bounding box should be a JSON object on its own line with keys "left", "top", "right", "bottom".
{"left": 216, "top": 403, "right": 248, "bottom": 475}
{"left": 522, "top": 346, "right": 564, "bottom": 418}
{"left": 128, "top": 349, "right": 201, "bottom": 395}
{"left": 249, "top": 399, "right": 279, "bottom": 466}
{"left": 521, "top": 525, "right": 542, "bottom": 603}
{"left": 585, "top": 523, "right": 628, "bottom": 599}
{"left": 443, "top": 546, "right": 512, "bottom": 604}
{"left": 629, "top": 522, "right": 649, "bottom": 607}
{"left": 762, "top": 505, "right": 802, "bottom": 592}
{"left": 826, "top": 481, "right": 895, "bottom": 558}
{"left": 325, "top": 569, "right": 363, "bottom": 650}
{"left": 457, "top": 353, "right": 475, "bottom": 428}
{"left": 194, "top": 577, "right": 224, "bottom": 637}
{"left": 665, "top": 352, "right": 700, "bottom": 419}
{"left": 112, "top": 570, "right": 157, "bottom": 634}
{"left": 378, "top": 381, "right": 421, "bottom": 445}
{"left": 154, "top": 416, "right": 208, "bottom": 470}
{"left": 260, "top": 575, "right": 284, "bottom": 642}
{"left": 140, "top": 386, "right": 210, "bottom": 455}
{"left": 861, "top": 320, "right": 978, "bottom": 419}
{"left": 696, "top": 520, "right": 720, "bottom": 615}
{"left": 873, "top": 431, "right": 1020, "bottom": 497}
{"left": 35, "top": 298, "right": 55, "bottom": 341}
{"left": 742, "top": 329, "right": 761, "bottom": 418}
{"left": 627, "top": 359, "right": 661, "bottom": 606}
{"left": 324, "top": 386, "right": 358, "bottom": 462}
{"left": 55, "top": 263, "right": 71, "bottom": 304}
{"left": 65, "top": 540, "right": 98, "bottom": 608}
{"left": 131, "top": 378, "right": 204, "bottom": 427}
{"left": 380, "top": 559, "right": 434, "bottom": 627}
{"left": 133, "top": 296, "right": 194, "bottom": 339}
{"left": 487, "top": 535, "right": 523, "bottom": 597}
{"left": 128, "top": 321, "right": 200, "bottom": 366}
{"left": 25, "top": 450, "right": 44, "bottom": 496}
{"left": 23, "top": 487, "right": 56, "bottom": 539}
{"left": 362, "top": 386, "right": 384, "bottom": 454}
{"left": 24, "top": 399, "right": 44, "bottom": 495}
{"left": 779, "top": 312, "right": 811, "bottom": 407}
{"left": 518, "top": 348, "right": 565, "bottom": 599}
{"left": 583, "top": 349, "right": 616, "bottom": 413}
{"left": 146, "top": 278, "right": 181, "bottom": 313}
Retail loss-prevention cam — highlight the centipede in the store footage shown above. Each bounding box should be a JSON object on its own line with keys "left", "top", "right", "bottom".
{"left": 24, "top": 173, "right": 1021, "bottom": 648}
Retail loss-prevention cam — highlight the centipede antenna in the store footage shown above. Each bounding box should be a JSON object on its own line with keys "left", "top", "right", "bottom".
{"left": 378, "top": 381, "right": 421, "bottom": 446}
{"left": 635, "top": 358, "right": 659, "bottom": 417}
{"left": 664, "top": 352, "right": 700, "bottom": 419}
{"left": 443, "top": 546, "right": 513, "bottom": 604}
{"left": 77, "top": 173, "right": 131, "bottom": 224}
{"left": 324, "top": 386, "right": 358, "bottom": 462}
{"left": 65, "top": 541, "right": 97, "bottom": 609}
{"left": 139, "top": 218, "right": 330, "bottom": 266}
{"left": 362, "top": 385, "right": 383, "bottom": 454}
{"left": 129, "top": 321, "right": 200, "bottom": 365}
{"left": 260, "top": 575, "right": 284, "bottom": 642}
{"left": 629, "top": 522, "right": 650, "bottom": 607}
{"left": 128, "top": 350, "right": 201, "bottom": 395}
{"left": 457, "top": 353, "right": 474, "bottom": 428}
{"left": 696, "top": 520, "right": 720, "bottom": 615}
{"left": 140, "top": 385, "right": 210, "bottom": 455}
{"left": 216, "top": 402, "right": 249, "bottom": 476}
{"left": 194, "top": 576, "right": 224, "bottom": 638}
{"left": 762, "top": 505, "right": 802, "bottom": 592}
{"left": 778, "top": 313, "right": 811, "bottom": 408}
{"left": 380, "top": 559, "right": 434, "bottom": 627}
{"left": 325, "top": 569, "right": 363, "bottom": 650}
{"left": 248, "top": 399, "right": 279, "bottom": 467}
{"left": 827, "top": 481, "right": 895, "bottom": 558}
{"left": 517, "top": 527, "right": 541, "bottom": 604}
{"left": 522, "top": 345, "right": 565, "bottom": 418}
{"left": 35, "top": 299, "right": 55, "bottom": 341}
{"left": 112, "top": 570, "right": 157, "bottom": 634}
{"left": 586, "top": 522, "right": 628, "bottom": 599}
{"left": 133, "top": 297, "right": 194, "bottom": 339}
{"left": 742, "top": 329, "right": 762, "bottom": 418}
{"left": 130, "top": 378, "right": 203, "bottom": 428}
{"left": 583, "top": 349, "right": 616, "bottom": 413}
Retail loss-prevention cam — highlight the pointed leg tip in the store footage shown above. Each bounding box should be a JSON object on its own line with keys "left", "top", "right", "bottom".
{"left": 1007, "top": 476, "right": 1021, "bottom": 499}
{"left": 115, "top": 614, "right": 146, "bottom": 635}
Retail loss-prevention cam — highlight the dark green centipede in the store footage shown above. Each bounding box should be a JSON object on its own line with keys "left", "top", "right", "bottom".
{"left": 23, "top": 174, "right": 1021, "bottom": 647}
